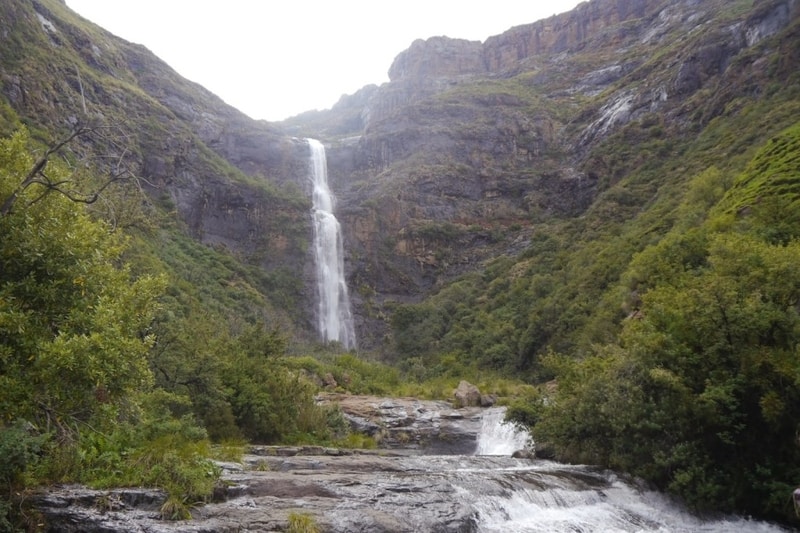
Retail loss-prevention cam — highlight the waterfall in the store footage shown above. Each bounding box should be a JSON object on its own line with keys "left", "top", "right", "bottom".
{"left": 307, "top": 138, "right": 357, "bottom": 350}
{"left": 475, "top": 407, "right": 532, "bottom": 455}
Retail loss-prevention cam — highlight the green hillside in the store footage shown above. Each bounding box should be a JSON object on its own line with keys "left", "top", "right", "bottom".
{"left": 1, "top": 0, "right": 800, "bottom": 528}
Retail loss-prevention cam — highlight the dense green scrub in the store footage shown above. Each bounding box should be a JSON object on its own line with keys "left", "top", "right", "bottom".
{"left": 389, "top": 84, "right": 800, "bottom": 528}
{"left": 0, "top": 128, "right": 348, "bottom": 528}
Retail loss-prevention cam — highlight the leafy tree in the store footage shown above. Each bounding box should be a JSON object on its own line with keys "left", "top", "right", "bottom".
{"left": 0, "top": 127, "right": 186, "bottom": 528}
{"left": 0, "top": 128, "right": 164, "bottom": 436}
{"left": 534, "top": 233, "right": 800, "bottom": 523}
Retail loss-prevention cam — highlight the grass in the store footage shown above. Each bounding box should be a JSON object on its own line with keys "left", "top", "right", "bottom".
{"left": 287, "top": 512, "right": 321, "bottom": 533}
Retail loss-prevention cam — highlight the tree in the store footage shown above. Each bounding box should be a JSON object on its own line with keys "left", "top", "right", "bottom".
{"left": 0, "top": 124, "right": 140, "bottom": 218}
{"left": 0, "top": 127, "right": 164, "bottom": 436}
{"left": 534, "top": 233, "right": 800, "bottom": 523}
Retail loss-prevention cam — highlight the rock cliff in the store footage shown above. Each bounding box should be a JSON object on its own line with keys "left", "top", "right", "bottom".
{"left": 302, "top": 0, "right": 799, "bottom": 349}
{"left": 1, "top": 0, "right": 798, "bottom": 351}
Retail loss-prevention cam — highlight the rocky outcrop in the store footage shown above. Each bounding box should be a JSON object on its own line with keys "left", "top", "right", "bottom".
{"left": 312, "top": 0, "right": 800, "bottom": 349}
{"left": 317, "top": 393, "right": 485, "bottom": 454}
{"left": 35, "top": 450, "right": 768, "bottom": 532}
{"left": 482, "top": 0, "right": 659, "bottom": 73}
{"left": 453, "top": 380, "right": 481, "bottom": 408}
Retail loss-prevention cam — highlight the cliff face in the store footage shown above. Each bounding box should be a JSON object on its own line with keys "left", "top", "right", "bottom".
{"left": 0, "top": 0, "right": 318, "bottom": 330}
{"left": 307, "top": 0, "right": 799, "bottom": 349}
{"left": 1, "top": 0, "right": 798, "bottom": 351}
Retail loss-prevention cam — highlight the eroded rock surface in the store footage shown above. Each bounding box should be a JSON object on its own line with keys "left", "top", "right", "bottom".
{"left": 317, "top": 393, "right": 484, "bottom": 455}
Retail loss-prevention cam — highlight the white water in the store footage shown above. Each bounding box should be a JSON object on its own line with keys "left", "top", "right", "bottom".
{"left": 467, "top": 408, "right": 789, "bottom": 532}
{"left": 308, "top": 138, "right": 356, "bottom": 350}
{"left": 475, "top": 406, "right": 531, "bottom": 455}
{"left": 469, "top": 465, "right": 790, "bottom": 533}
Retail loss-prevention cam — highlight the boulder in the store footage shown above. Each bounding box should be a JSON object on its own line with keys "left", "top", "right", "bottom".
{"left": 480, "top": 394, "right": 498, "bottom": 407}
{"left": 453, "top": 380, "right": 482, "bottom": 408}
{"left": 511, "top": 449, "right": 535, "bottom": 460}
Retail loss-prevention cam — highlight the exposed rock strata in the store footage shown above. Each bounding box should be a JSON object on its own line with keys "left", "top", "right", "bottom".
{"left": 3, "top": 0, "right": 798, "bottom": 351}
{"left": 316, "top": 393, "right": 484, "bottom": 454}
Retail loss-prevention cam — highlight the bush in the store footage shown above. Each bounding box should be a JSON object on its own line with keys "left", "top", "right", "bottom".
{"left": 0, "top": 422, "right": 44, "bottom": 488}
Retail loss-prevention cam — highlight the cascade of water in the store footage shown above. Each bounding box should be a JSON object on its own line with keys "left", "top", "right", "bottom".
{"left": 466, "top": 410, "right": 787, "bottom": 532}
{"left": 475, "top": 407, "right": 532, "bottom": 455}
{"left": 307, "top": 138, "right": 356, "bottom": 350}
{"left": 465, "top": 463, "right": 789, "bottom": 533}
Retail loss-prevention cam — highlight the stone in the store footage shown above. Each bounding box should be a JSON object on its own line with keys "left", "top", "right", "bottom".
{"left": 511, "top": 449, "right": 535, "bottom": 459}
{"left": 316, "top": 393, "right": 483, "bottom": 454}
{"left": 322, "top": 372, "right": 338, "bottom": 389}
{"left": 480, "top": 394, "right": 498, "bottom": 407}
{"left": 453, "top": 380, "right": 482, "bottom": 408}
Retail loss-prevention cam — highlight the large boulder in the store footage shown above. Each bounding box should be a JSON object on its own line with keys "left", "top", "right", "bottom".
{"left": 453, "top": 380, "right": 482, "bottom": 408}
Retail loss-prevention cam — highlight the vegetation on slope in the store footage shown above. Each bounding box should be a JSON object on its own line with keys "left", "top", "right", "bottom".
{"left": 0, "top": 126, "right": 344, "bottom": 529}
{"left": 1, "top": 0, "right": 799, "bottom": 529}
{"left": 386, "top": 8, "right": 800, "bottom": 524}
{"left": 531, "top": 122, "right": 800, "bottom": 523}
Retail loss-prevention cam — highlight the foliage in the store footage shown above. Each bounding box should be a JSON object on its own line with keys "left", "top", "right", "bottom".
{"left": 534, "top": 231, "right": 800, "bottom": 522}
{"left": 0, "top": 127, "right": 223, "bottom": 526}
{"left": 0, "top": 127, "right": 164, "bottom": 436}
{"left": 287, "top": 512, "right": 321, "bottom": 533}
{"left": 65, "top": 394, "right": 218, "bottom": 508}
{"left": 0, "top": 421, "right": 46, "bottom": 528}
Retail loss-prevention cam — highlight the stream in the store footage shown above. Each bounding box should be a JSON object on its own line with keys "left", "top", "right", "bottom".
{"left": 33, "top": 405, "right": 792, "bottom": 532}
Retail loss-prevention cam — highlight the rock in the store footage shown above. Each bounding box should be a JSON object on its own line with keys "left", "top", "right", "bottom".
{"left": 511, "top": 449, "right": 535, "bottom": 459}
{"left": 322, "top": 372, "right": 338, "bottom": 389}
{"left": 453, "top": 380, "right": 482, "bottom": 408}
{"left": 480, "top": 394, "right": 498, "bottom": 407}
{"left": 316, "top": 393, "right": 484, "bottom": 454}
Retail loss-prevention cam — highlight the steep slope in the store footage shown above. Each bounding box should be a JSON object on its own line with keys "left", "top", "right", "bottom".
{"left": 0, "top": 0, "right": 317, "bottom": 337}
{"left": 2, "top": 0, "right": 798, "bottom": 359}
{"left": 285, "top": 0, "right": 800, "bottom": 353}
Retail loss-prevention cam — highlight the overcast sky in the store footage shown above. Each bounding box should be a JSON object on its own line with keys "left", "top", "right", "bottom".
{"left": 66, "top": 1, "right": 582, "bottom": 122}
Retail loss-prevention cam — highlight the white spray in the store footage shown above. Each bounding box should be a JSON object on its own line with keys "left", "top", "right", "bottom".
{"left": 308, "top": 138, "right": 357, "bottom": 350}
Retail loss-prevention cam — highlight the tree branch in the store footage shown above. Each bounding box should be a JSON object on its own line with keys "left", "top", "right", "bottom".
{"left": 0, "top": 126, "right": 90, "bottom": 216}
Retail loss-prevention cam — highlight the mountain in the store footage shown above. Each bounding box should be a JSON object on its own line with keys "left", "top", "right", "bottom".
{"left": 2, "top": 0, "right": 798, "bottom": 357}
{"left": 1, "top": 0, "right": 320, "bottom": 338}
{"left": 3, "top": 0, "right": 800, "bottom": 524}
{"left": 285, "top": 0, "right": 800, "bottom": 352}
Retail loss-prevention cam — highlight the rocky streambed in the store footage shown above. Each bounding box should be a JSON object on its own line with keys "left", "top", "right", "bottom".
{"left": 31, "top": 396, "right": 791, "bottom": 532}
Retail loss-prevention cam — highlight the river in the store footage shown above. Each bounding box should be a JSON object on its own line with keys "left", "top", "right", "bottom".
{"left": 33, "top": 406, "right": 793, "bottom": 532}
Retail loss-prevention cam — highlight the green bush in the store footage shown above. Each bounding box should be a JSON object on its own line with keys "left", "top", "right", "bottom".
{"left": 0, "top": 422, "right": 44, "bottom": 488}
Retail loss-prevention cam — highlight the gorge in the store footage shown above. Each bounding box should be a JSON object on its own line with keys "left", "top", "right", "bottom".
{"left": 1, "top": 0, "right": 799, "bottom": 529}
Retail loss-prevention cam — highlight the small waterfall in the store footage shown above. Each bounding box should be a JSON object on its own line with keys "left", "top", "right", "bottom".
{"left": 475, "top": 407, "right": 532, "bottom": 455}
{"left": 307, "top": 138, "right": 356, "bottom": 350}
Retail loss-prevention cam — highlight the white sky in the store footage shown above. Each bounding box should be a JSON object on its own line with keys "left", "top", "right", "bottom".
{"left": 66, "top": 1, "right": 582, "bottom": 122}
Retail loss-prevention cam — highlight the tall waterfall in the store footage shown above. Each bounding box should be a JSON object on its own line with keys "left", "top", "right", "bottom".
{"left": 307, "top": 138, "right": 357, "bottom": 350}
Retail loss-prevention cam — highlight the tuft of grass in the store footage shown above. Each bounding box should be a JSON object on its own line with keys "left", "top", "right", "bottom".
{"left": 210, "top": 439, "right": 246, "bottom": 463}
{"left": 159, "top": 496, "right": 192, "bottom": 521}
{"left": 335, "top": 433, "right": 377, "bottom": 450}
{"left": 287, "top": 512, "right": 320, "bottom": 533}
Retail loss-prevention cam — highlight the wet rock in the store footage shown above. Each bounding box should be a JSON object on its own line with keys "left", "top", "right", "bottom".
{"left": 512, "top": 449, "right": 536, "bottom": 459}
{"left": 317, "top": 393, "right": 484, "bottom": 454}
{"left": 37, "top": 454, "right": 685, "bottom": 533}
{"left": 480, "top": 394, "right": 498, "bottom": 407}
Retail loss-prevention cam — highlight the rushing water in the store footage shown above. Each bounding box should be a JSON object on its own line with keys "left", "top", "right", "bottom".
{"left": 307, "top": 138, "right": 356, "bottom": 350}
{"left": 42, "top": 406, "right": 794, "bottom": 531}
{"left": 475, "top": 406, "right": 531, "bottom": 455}
{"left": 465, "top": 408, "right": 790, "bottom": 533}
